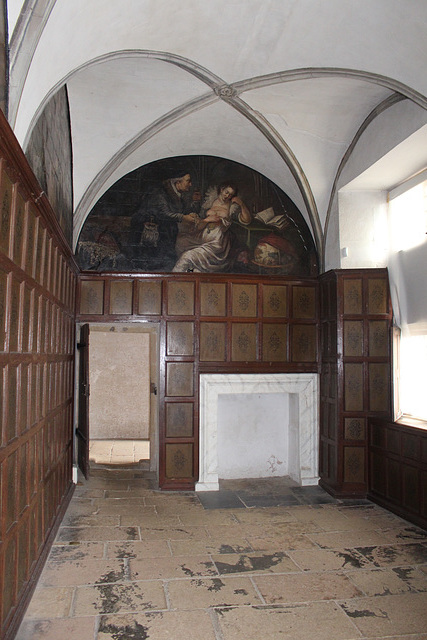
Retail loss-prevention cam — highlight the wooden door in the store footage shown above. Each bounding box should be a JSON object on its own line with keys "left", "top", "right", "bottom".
{"left": 76, "top": 323, "right": 90, "bottom": 478}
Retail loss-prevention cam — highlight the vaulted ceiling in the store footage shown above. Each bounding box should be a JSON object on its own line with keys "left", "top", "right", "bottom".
{"left": 7, "top": 0, "right": 427, "bottom": 263}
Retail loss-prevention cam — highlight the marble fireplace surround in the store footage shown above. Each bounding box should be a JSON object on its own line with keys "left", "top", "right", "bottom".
{"left": 196, "top": 373, "right": 319, "bottom": 491}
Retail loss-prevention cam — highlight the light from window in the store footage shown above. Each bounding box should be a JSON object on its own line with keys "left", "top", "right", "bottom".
{"left": 389, "top": 181, "right": 427, "bottom": 252}
{"left": 399, "top": 332, "right": 427, "bottom": 421}
{"left": 389, "top": 178, "right": 427, "bottom": 423}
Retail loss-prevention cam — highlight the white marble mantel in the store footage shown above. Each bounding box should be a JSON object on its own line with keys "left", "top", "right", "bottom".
{"left": 196, "top": 373, "right": 319, "bottom": 491}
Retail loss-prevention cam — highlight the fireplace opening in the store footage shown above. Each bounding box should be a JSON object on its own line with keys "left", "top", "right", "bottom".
{"left": 217, "top": 392, "right": 289, "bottom": 479}
{"left": 196, "top": 374, "right": 319, "bottom": 491}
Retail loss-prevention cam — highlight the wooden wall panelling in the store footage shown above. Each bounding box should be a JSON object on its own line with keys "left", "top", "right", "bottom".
{"left": 231, "top": 322, "right": 258, "bottom": 361}
{"left": 199, "top": 322, "right": 227, "bottom": 362}
{"left": 290, "top": 283, "right": 318, "bottom": 365}
{"left": 161, "top": 278, "right": 198, "bottom": 489}
{"left": 109, "top": 279, "right": 133, "bottom": 314}
{"left": 0, "top": 110, "right": 77, "bottom": 640}
{"left": 262, "top": 323, "right": 288, "bottom": 362}
{"left": 79, "top": 279, "right": 104, "bottom": 315}
{"left": 166, "top": 321, "right": 194, "bottom": 356}
{"left": 13, "top": 189, "right": 26, "bottom": 271}
{"left": 231, "top": 283, "right": 257, "bottom": 317}
{"left": 319, "top": 269, "right": 392, "bottom": 498}
{"left": 262, "top": 284, "right": 287, "bottom": 318}
{"left": 165, "top": 402, "right": 194, "bottom": 438}
{"left": 167, "top": 280, "right": 195, "bottom": 316}
{"left": 0, "top": 265, "right": 7, "bottom": 350}
{"left": 368, "top": 418, "right": 427, "bottom": 529}
{"left": 77, "top": 273, "right": 319, "bottom": 492}
{"left": 137, "top": 280, "right": 162, "bottom": 315}
{"left": 0, "top": 163, "right": 13, "bottom": 256}
{"left": 200, "top": 282, "right": 227, "bottom": 316}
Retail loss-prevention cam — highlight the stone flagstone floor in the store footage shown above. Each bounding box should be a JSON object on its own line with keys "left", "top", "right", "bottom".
{"left": 16, "top": 472, "right": 427, "bottom": 639}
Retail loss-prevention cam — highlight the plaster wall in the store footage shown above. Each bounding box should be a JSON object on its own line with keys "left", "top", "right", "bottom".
{"left": 13, "top": 0, "right": 427, "bottom": 144}
{"left": 324, "top": 198, "right": 341, "bottom": 271}
{"left": 338, "top": 190, "right": 388, "bottom": 269}
{"left": 217, "top": 393, "right": 289, "bottom": 479}
{"left": 338, "top": 101, "right": 427, "bottom": 192}
{"left": 7, "top": 0, "right": 24, "bottom": 35}
{"left": 89, "top": 331, "right": 150, "bottom": 439}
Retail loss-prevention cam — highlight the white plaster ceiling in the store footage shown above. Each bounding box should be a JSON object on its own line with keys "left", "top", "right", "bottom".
{"left": 8, "top": 0, "right": 427, "bottom": 256}
{"left": 341, "top": 125, "right": 427, "bottom": 192}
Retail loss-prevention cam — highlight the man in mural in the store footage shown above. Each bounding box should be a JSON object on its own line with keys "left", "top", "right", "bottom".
{"left": 130, "top": 171, "right": 199, "bottom": 270}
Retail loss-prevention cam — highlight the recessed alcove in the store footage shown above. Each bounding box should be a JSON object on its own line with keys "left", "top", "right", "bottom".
{"left": 196, "top": 373, "right": 319, "bottom": 491}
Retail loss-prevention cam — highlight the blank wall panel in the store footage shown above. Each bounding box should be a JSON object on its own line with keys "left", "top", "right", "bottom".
{"left": 138, "top": 280, "right": 161, "bottom": 315}
{"left": 110, "top": 280, "right": 133, "bottom": 314}
{"left": 80, "top": 279, "right": 104, "bottom": 315}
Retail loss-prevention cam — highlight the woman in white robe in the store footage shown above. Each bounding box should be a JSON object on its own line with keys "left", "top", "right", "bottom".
{"left": 173, "top": 183, "right": 251, "bottom": 272}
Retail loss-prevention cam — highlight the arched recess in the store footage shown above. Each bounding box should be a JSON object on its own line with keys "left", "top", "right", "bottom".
{"left": 322, "top": 93, "right": 406, "bottom": 270}
{"left": 67, "top": 59, "right": 427, "bottom": 258}
{"left": 322, "top": 93, "right": 427, "bottom": 271}
{"left": 20, "top": 52, "right": 427, "bottom": 268}
{"left": 75, "top": 155, "right": 319, "bottom": 277}
{"left": 18, "top": 51, "right": 319, "bottom": 257}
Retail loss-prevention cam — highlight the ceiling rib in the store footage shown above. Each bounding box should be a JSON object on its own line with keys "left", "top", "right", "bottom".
{"left": 17, "top": 49, "right": 425, "bottom": 266}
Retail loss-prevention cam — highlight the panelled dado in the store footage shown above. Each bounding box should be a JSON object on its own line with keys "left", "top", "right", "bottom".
{"left": 0, "top": 111, "right": 77, "bottom": 639}
{"left": 319, "top": 269, "right": 393, "bottom": 498}
{"left": 77, "top": 273, "right": 319, "bottom": 489}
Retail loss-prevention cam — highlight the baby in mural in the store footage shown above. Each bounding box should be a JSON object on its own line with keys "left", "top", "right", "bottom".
{"left": 173, "top": 183, "right": 251, "bottom": 272}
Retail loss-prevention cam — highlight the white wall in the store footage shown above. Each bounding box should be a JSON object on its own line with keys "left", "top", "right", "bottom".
{"left": 217, "top": 392, "right": 289, "bottom": 479}
{"left": 338, "top": 190, "right": 388, "bottom": 269}
{"left": 323, "top": 100, "right": 427, "bottom": 271}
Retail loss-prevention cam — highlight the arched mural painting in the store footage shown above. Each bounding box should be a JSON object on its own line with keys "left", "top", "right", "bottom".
{"left": 76, "top": 156, "right": 318, "bottom": 275}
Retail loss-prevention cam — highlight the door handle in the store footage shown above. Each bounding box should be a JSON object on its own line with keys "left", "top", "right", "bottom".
{"left": 150, "top": 382, "right": 157, "bottom": 395}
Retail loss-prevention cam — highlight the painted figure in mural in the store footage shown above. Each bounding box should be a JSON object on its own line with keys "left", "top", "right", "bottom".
{"left": 130, "top": 171, "right": 199, "bottom": 270}
{"left": 173, "top": 183, "right": 251, "bottom": 272}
